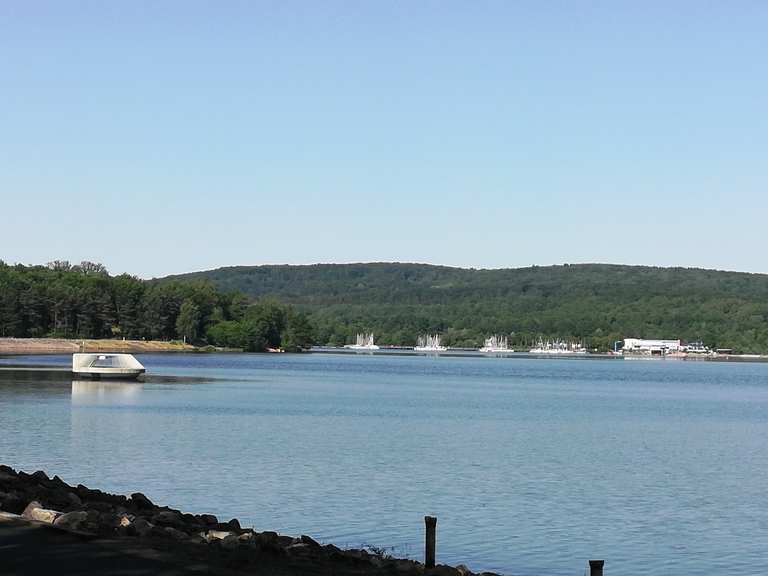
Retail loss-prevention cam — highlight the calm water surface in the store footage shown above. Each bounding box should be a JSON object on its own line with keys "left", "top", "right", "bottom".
{"left": 1, "top": 353, "right": 767, "bottom": 575}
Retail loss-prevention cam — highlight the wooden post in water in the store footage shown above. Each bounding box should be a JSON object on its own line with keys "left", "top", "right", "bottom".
{"left": 589, "top": 560, "right": 604, "bottom": 576}
{"left": 424, "top": 516, "right": 437, "bottom": 568}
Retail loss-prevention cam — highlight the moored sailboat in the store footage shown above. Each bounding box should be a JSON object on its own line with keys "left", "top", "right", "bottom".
{"left": 479, "top": 335, "right": 515, "bottom": 354}
{"left": 344, "top": 333, "right": 380, "bottom": 351}
{"left": 529, "top": 339, "right": 587, "bottom": 355}
{"left": 414, "top": 334, "right": 447, "bottom": 352}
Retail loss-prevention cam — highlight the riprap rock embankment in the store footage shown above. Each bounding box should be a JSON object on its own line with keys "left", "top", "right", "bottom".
{"left": 0, "top": 465, "right": 494, "bottom": 576}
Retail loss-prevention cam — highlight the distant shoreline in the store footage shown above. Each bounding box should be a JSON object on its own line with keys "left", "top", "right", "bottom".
{"left": 2, "top": 338, "right": 766, "bottom": 363}
{"left": 310, "top": 346, "right": 768, "bottom": 362}
{"left": 0, "top": 337, "right": 198, "bottom": 356}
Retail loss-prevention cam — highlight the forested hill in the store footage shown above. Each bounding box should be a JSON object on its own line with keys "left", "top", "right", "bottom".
{"left": 162, "top": 263, "right": 768, "bottom": 353}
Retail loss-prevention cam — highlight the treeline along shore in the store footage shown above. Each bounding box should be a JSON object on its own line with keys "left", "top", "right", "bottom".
{"left": 0, "top": 261, "right": 314, "bottom": 353}
{"left": 161, "top": 262, "right": 768, "bottom": 354}
{"left": 4, "top": 260, "right": 768, "bottom": 354}
{"left": 0, "top": 465, "right": 490, "bottom": 576}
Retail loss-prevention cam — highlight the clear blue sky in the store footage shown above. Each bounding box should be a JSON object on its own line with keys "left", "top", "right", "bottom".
{"left": 1, "top": 2, "right": 766, "bottom": 278}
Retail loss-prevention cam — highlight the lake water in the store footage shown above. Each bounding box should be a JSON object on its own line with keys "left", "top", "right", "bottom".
{"left": 1, "top": 353, "right": 767, "bottom": 575}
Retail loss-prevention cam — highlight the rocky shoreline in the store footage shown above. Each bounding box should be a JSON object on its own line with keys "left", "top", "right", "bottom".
{"left": 0, "top": 465, "right": 493, "bottom": 576}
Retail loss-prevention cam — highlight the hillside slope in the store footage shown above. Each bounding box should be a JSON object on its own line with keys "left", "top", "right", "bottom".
{"left": 162, "top": 263, "right": 768, "bottom": 352}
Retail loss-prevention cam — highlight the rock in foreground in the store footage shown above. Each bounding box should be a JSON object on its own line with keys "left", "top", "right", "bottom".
{"left": 0, "top": 465, "right": 494, "bottom": 576}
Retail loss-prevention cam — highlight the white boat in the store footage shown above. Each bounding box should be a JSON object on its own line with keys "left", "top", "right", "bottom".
{"left": 414, "top": 334, "right": 447, "bottom": 352}
{"left": 344, "top": 333, "right": 380, "bottom": 351}
{"left": 683, "top": 341, "right": 714, "bottom": 356}
{"left": 665, "top": 341, "right": 716, "bottom": 359}
{"left": 529, "top": 339, "right": 587, "bottom": 355}
{"left": 72, "top": 353, "right": 145, "bottom": 380}
{"left": 479, "top": 335, "right": 514, "bottom": 354}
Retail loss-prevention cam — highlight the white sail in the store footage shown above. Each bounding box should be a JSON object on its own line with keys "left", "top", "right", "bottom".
{"left": 479, "top": 335, "right": 514, "bottom": 353}
{"left": 414, "top": 333, "right": 447, "bottom": 352}
{"left": 529, "top": 338, "right": 587, "bottom": 355}
{"left": 344, "top": 333, "right": 380, "bottom": 350}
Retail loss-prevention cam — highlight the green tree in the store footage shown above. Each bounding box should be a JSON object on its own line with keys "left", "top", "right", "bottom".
{"left": 282, "top": 310, "right": 315, "bottom": 352}
{"left": 176, "top": 299, "right": 201, "bottom": 343}
{"left": 244, "top": 299, "right": 286, "bottom": 348}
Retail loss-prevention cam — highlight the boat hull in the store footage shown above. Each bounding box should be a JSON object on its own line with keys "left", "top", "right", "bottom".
{"left": 72, "top": 368, "right": 145, "bottom": 380}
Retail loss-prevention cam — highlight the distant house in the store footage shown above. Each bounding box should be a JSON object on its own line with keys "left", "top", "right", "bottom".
{"left": 623, "top": 338, "right": 681, "bottom": 356}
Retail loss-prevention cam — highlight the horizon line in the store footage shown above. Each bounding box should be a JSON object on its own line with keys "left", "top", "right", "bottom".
{"left": 155, "top": 261, "right": 768, "bottom": 280}
{"left": 5, "top": 259, "right": 767, "bottom": 280}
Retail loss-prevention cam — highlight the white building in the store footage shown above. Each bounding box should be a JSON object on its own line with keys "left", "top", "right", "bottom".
{"left": 623, "top": 338, "right": 681, "bottom": 356}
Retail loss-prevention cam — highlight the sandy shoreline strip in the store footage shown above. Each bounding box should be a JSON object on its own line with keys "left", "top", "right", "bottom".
{"left": 0, "top": 337, "right": 197, "bottom": 355}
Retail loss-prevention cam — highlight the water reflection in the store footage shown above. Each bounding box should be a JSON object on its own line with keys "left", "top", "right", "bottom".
{"left": 3, "top": 354, "right": 768, "bottom": 576}
{"left": 71, "top": 379, "right": 143, "bottom": 405}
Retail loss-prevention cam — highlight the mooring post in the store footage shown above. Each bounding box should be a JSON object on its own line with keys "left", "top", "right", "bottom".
{"left": 589, "top": 560, "right": 604, "bottom": 576}
{"left": 424, "top": 515, "right": 437, "bottom": 568}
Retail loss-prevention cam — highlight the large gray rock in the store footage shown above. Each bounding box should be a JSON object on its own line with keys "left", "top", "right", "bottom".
{"left": 219, "top": 534, "right": 240, "bottom": 550}
{"left": 64, "top": 491, "right": 82, "bottom": 508}
{"left": 345, "top": 548, "right": 366, "bottom": 560}
{"left": 214, "top": 519, "right": 241, "bottom": 532}
{"left": 131, "top": 517, "right": 154, "bottom": 537}
{"left": 96, "top": 512, "right": 128, "bottom": 534}
{"left": 85, "top": 501, "right": 113, "bottom": 513}
{"left": 204, "top": 530, "right": 236, "bottom": 542}
{"left": 300, "top": 534, "right": 321, "bottom": 548}
{"left": 199, "top": 513, "right": 218, "bottom": 525}
{"left": 277, "top": 535, "right": 295, "bottom": 548}
{"left": 21, "top": 501, "right": 62, "bottom": 524}
{"left": 53, "top": 511, "right": 88, "bottom": 531}
{"left": 0, "top": 466, "right": 17, "bottom": 484}
{"left": 151, "top": 510, "right": 185, "bottom": 528}
{"left": 30, "top": 471, "right": 49, "bottom": 483}
{"left": 181, "top": 513, "right": 198, "bottom": 526}
{"left": 129, "top": 492, "right": 154, "bottom": 509}
{"left": 285, "top": 542, "right": 311, "bottom": 556}
{"left": 254, "top": 531, "right": 279, "bottom": 548}
{"left": 392, "top": 559, "right": 423, "bottom": 575}
{"left": 224, "top": 518, "right": 241, "bottom": 531}
{"left": 49, "top": 475, "right": 68, "bottom": 488}
{"left": 0, "top": 491, "right": 25, "bottom": 514}
{"left": 163, "top": 526, "right": 188, "bottom": 541}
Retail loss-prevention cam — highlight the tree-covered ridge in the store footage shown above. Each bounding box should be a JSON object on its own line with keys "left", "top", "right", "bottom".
{"left": 163, "top": 263, "right": 768, "bottom": 353}
{"left": 0, "top": 261, "right": 313, "bottom": 352}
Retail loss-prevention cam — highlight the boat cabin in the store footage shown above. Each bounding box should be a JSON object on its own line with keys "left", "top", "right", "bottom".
{"left": 72, "top": 353, "right": 145, "bottom": 380}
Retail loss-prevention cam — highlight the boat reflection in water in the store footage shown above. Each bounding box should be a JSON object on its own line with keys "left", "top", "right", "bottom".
{"left": 71, "top": 379, "right": 143, "bottom": 405}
